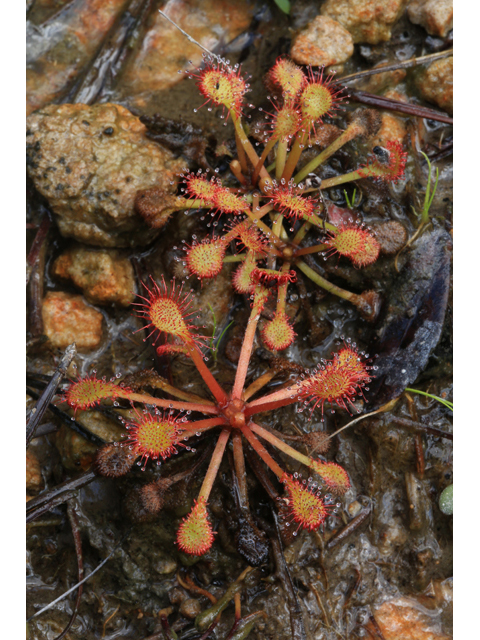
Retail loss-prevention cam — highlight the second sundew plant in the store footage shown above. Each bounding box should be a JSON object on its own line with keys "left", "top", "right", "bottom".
{"left": 139, "top": 56, "right": 407, "bottom": 339}
{"left": 62, "top": 56, "right": 405, "bottom": 559}
{"left": 64, "top": 277, "right": 375, "bottom": 556}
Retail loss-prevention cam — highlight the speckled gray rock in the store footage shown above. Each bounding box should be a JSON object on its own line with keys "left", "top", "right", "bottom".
{"left": 26, "top": 103, "right": 184, "bottom": 247}
{"left": 407, "top": 0, "right": 453, "bottom": 38}
{"left": 321, "top": 0, "right": 408, "bottom": 44}
{"left": 290, "top": 15, "right": 354, "bottom": 67}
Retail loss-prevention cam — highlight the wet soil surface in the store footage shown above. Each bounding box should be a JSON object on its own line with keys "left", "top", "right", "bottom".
{"left": 27, "top": 1, "right": 452, "bottom": 639}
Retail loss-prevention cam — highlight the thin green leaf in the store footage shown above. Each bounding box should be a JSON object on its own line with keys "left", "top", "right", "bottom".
{"left": 274, "top": 0, "right": 291, "bottom": 15}
{"left": 405, "top": 387, "right": 453, "bottom": 411}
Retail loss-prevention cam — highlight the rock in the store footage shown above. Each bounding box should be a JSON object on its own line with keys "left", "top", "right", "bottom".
{"left": 367, "top": 596, "right": 451, "bottom": 639}
{"left": 54, "top": 410, "right": 126, "bottom": 471}
{"left": 193, "top": 266, "right": 235, "bottom": 336}
{"left": 377, "top": 518, "right": 408, "bottom": 555}
{"left": 290, "top": 15, "right": 354, "bottom": 68}
{"left": 27, "top": 0, "right": 128, "bottom": 115}
{"left": 371, "top": 221, "right": 407, "bottom": 255}
{"left": 42, "top": 291, "right": 103, "bottom": 350}
{"left": 357, "top": 62, "right": 406, "bottom": 93}
{"left": 407, "top": 0, "right": 453, "bottom": 38}
{"left": 360, "top": 89, "right": 408, "bottom": 152}
{"left": 117, "top": 0, "right": 253, "bottom": 103}
{"left": 321, "top": 0, "right": 408, "bottom": 44}
{"left": 26, "top": 449, "right": 44, "bottom": 493}
{"left": 53, "top": 245, "right": 135, "bottom": 307}
{"left": 370, "top": 102, "right": 407, "bottom": 148}
{"left": 179, "top": 598, "right": 202, "bottom": 619}
{"left": 416, "top": 58, "right": 453, "bottom": 114}
{"left": 26, "top": 103, "right": 184, "bottom": 247}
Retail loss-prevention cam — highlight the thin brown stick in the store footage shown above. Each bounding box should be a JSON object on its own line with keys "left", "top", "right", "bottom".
{"left": 339, "top": 50, "right": 453, "bottom": 84}
{"left": 27, "top": 343, "right": 77, "bottom": 446}
{"left": 26, "top": 470, "right": 97, "bottom": 523}
{"left": 326, "top": 503, "right": 372, "bottom": 550}
{"left": 27, "top": 532, "right": 129, "bottom": 622}
{"left": 390, "top": 415, "right": 453, "bottom": 440}
{"left": 347, "top": 89, "right": 453, "bottom": 124}
{"left": 52, "top": 502, "right": 84, "bottom": 640}
{"left": 26, "top": 214, "right": 51, "bottom": 284}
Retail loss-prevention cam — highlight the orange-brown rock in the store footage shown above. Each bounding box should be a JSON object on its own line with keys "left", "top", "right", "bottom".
{"left": 407, "top": 0, "right": 453, "bottom": 37}
{"left": 291, "top": 15, "right": 354, "bottom": 67}
{"left": 27, "top": 0, "right": 130, "bottom": 115}
{"left": 321, "top": 0, "right": 408, "bottom": 44}
{"left": 367, "top": 596, "right": 451, "bottom": 640}
{"left": 26, "top": 449, "right": 44, "bottom": 493}
{"left": 416, "top": 58, "right": 453, "bottom": 114}
{"left": 117, "top": 0, "right": 253, "bottom": 101}
{"left": 53, "top": 246, "right": 135, "bottom": 306}
{"left": 42, "top": 291, "right": 103, "bottom": 350}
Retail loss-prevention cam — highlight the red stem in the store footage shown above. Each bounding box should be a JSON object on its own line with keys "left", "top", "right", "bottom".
{"left": 241, "top": 424, "right": 284, "bottom": 479}
{"left": 119, "top": 390, "right": 219, "bottom": 415}
{"left": 181, "top": 417, "right": 229, "bottom": 436}
{"left": 245, "top": 383, "right": 302, "bottom": 417}
{"left": 187, "top": 344, "right": 228, "bottom": 405}
{"left": 231, "top": 289, "right": 265, "bottom": 400}
{"left": 198, "top": 429, "right": 230, "bottom": 502}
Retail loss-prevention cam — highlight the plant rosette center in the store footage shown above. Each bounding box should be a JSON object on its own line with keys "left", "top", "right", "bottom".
{"left": 221, "top": 397, "right": 247, "bottom": 429}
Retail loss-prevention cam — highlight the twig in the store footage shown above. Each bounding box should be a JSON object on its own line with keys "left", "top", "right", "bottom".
{"left": 339, "top": 50, "right": 453, "bottom": 84}
{"left": 367, "top": 614, "right": 386, "bottom": 640}
{"left": 71, "top": 0, "right": 153, "bottom": 104}
{"left": 347, "top": 89, "right": 453, "bottom": 124}
{"left": 26, "top": 470, "right": 97, "bottom": 522}
{"left": 26, "top": 386, "right": 106, "bottom": 446}
{"left": 428, "top": 141, "right": 452, "bottom": 161}
{"left": 52, "top": 502, "right": 84, "bottom": 640}
{"left": 323, "top": 400, "right": 398, "bottom": 443}
{"left": 27, "top": 217, "right": 49, "bottom": 336}
{"left": 27, "top": 214, "right": 51, "bottom": 285}
{"left": 29, "top": 422, "right": 59, "bottom": 439}
{"left": 271, "top": 510, "right": 307, "bottom": 640}
{"left": 26, "top": 343, "right": 77, "bottom": 447}
{"left": 326, "top": 503, "right": 372, "bottom": 550}
{"left": 389, "top": 416, "right": 453, "bottom": 440}
{"left": 27, "top": 531, "right": 130, "bottom": 622}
